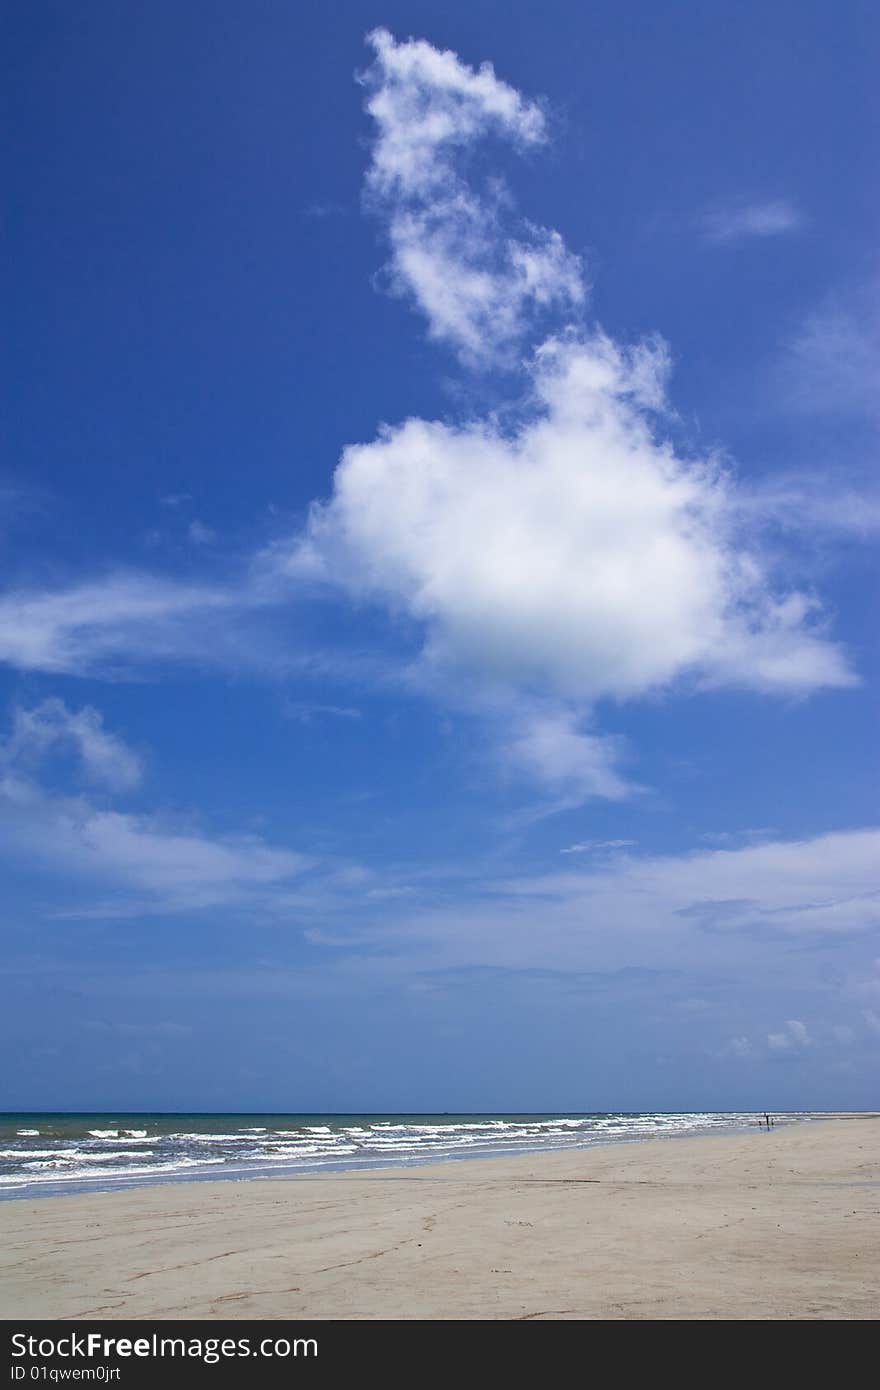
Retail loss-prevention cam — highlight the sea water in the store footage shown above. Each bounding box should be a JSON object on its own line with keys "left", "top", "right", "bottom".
{"left": 0, "top": 1109, "right": 834, "bottom": 1200}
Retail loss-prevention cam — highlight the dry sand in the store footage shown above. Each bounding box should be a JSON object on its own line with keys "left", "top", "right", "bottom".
{"left": 1, "top": 1116, "right": 878, "bottom": 1320}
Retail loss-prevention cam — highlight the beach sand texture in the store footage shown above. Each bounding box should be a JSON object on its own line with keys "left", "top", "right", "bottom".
{"left": 1, "top": 1117, "right": 877, "bottom": 1320}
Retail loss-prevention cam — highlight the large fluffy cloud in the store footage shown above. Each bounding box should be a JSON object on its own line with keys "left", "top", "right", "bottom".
{"left": 293, "top": 332, "right": 851, "bottom": 711}
{"left": 275, "top": 32, "right": 857, "bottom": 801}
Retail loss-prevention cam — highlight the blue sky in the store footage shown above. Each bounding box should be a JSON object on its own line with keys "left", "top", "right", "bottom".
{"left": 2, "top": 1, "right": 878, "bottom": 1112}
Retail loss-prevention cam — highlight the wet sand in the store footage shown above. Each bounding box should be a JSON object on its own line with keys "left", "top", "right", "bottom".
{"left": 1, "top": 1116, "right": 877, "bottom": 1320}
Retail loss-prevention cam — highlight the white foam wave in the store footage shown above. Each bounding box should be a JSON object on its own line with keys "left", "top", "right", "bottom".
{"left": 259, "top": 1144, "right": 359, "bottom": 1160}
{"left": 0, "top": 1148, "right": 57, "bottom": 1159}
{"left": 0, "top": 1155, "right": 227, "bottom": 1190}
{"left": 24, "top": 1150, "right": 156, "bottom": 1169}
{"left": 68, "top": 1135, "right": 153, "bottom": 1147}
{"left": 174, "top": 1133, "right": 255, "bottom": 1142}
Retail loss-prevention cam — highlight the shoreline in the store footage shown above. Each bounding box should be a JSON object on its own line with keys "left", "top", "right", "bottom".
{"left": 0, "top": 1114, "right": 764, "bottom": 1204}
{"left": 2, "top": 1110, "right": 866, "bottom": 1205}
{"left": 2, "top": 1114, "right": 878, "bottom": 1319}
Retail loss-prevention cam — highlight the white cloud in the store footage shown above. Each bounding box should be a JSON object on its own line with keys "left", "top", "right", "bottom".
{"left": 702, "top": 199, "right": 803, "bottom": 244}
{"left": 494, "top": 828, "right": 878, "bottom": 950}
{"left": 0, "top": 575, "right": 231, "bottom": 676}
{"left": 561, "top": 839, "right": 636, "bottom": 855}
{"left": 0, "top": 559, "right": 418, "bottom": 700}
{"left": 289, "top": 332, "right": 852, "bottom": 717}
{"left": 283, "top": 700, "right": 362, "bottom": 724}
{"left": 504, "top": 707, "right": 630, "bottom": 804}
{"left": 768, "top": 1019, "right": 810, "bottom": 1050}
{"left": 0, "top": 704, "right": 421, "bottom": 921}
{"left": 700, "top": 827, "right": 777, "bottom": 847}
{"left": 187, "top": 520, "right": 217, "bottom": 545}
{"left": 362, "top": 28, "right": 583, "bottom": 364}
{"left": 740, "top": 473, "right": 880, "bottom": 539}
{"left": 60, "top": 809, "right": 306, "bottom": 904}
{"left": 0, "top": 758, "right": 310, "bottom": 916}
{"left": 2, "top": 699, "right": 142, "bottom": 791}
{"left": 504, "top": 829, "right": 880, "bottom": 940}
{"left": 786, "top": 1018, "right": 810, "bottom": 1045}
{"left": 266, "top": 827, "right": 880, "bottom": 988}
{"left": 0, "top": 566, "right": 324, "bottom": 681}
{"left": 778, "top": 289, "right": 880, "bottom": 419}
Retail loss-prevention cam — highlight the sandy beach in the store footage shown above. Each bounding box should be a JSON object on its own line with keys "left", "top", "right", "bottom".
{"left": 1, "top": 1116, "right": 877, "bottom": 1321}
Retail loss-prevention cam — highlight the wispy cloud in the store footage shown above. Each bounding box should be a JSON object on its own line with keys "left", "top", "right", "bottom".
{"left": 0, "top": 704, "right": 312, "bottom": 916}
{"left": 282, "top": 700, "right": 362, "bottom": 724}
{"left": 268, "top": 827, "right": 880, "bottom": 986}
{"left": 0, "top": 575, "right": 232, "bottom": 676}
{"left": 504, "top": 707, "right": 631, "bottom": 805}
{"left": 768, "top": 1018, "right": 810, "bottom": 1050}
{"left": 1, "top": 699, "right": 142, "bottom": 792}
{"left": 43, "top": 807, "right": 309, "bottom": 912}
{"left": 739, "top": 472, "right": 880, "bottom": 539}
{"left": 5, "top": 705, "right": 874, "bottom": 956}
{"left": 701, "top": 198, "right": 804, "bottom": 244}
{"left": 362, "top": 28, "right": 583, "bottom": 365}
{"left": 776, "top": 286, "right": 880, "bottom": 419}
{"left": 0, "top": 705, "right": 432, "bottom": 922}
{"left": 187, "top": 520, "right": 217, "bottom": 546}
{"left": 722, "top": 1015, "right": 858, "bottom": 1061}
{"left": 561, "top": 839, "right": 637, "bottom": 855}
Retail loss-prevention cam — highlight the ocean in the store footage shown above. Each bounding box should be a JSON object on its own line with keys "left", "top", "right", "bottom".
{"left": 0, "top": 1110, "right": 833, "bottom": 1200}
